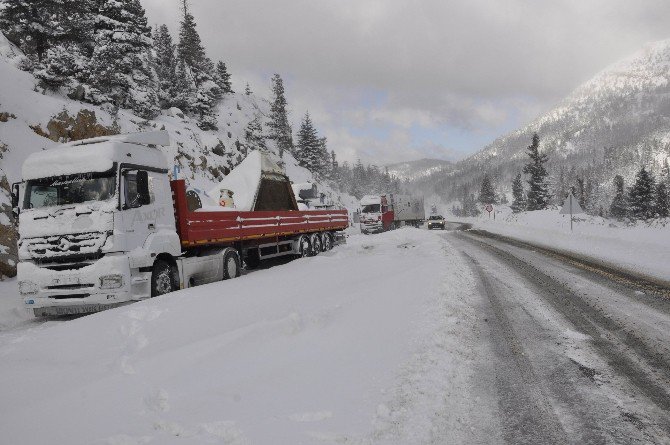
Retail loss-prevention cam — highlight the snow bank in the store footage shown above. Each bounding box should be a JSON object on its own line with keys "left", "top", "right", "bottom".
{"left": 0, "top": 228, "right": 472, "bottom": 444}
{"left": 459, "top": 206, "right": 670, "bottom": 283}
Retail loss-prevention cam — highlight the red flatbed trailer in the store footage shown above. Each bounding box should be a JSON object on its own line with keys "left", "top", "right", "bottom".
{"left": 171, "top": 179, "right": 349, "bottom": 248}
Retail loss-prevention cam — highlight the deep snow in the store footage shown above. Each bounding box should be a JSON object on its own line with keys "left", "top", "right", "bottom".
{"left": 448, "top": 205, "right": 670, "bottom": 283}
{"left": 0, "top": 228, "right": 490, "bottom": 445}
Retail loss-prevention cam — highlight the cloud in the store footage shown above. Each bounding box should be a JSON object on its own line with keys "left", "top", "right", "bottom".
{"left": 141, "top": 0, "right": 670, "bottom": 161}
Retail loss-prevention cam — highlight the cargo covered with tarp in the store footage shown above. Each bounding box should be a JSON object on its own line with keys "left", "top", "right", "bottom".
{"left": 206, "top": 151, "right": 298, "bottom": 212}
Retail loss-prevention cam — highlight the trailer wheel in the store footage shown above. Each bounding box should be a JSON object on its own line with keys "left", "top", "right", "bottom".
{"left": 244, "top": 248, "right": 261, "bottom": 269}
{"left": 151, "top": 260, "right": 177, "bottom": 297}
{"left": 322, "top": 232, "right": 333, "bottom": 251}
{"left": 223, "top": 249, "right": 241, "bottom": 279}
{"left": 310, "top": 233, "right": 323, "bottom": 255}
{"left": 297, "top": 235, "right": 311, "bottom": 258}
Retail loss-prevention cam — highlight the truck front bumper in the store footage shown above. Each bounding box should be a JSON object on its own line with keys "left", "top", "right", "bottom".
{"left": 360, "top": 222, "right": 384, "bottom": 233}
{"left": 17, "top": 255, "right": 134, "bottom": 314}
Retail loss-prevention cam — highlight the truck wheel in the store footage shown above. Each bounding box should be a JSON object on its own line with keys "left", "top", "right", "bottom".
{"left": 310, "top": 233, "right": 322, "bottom": 255}
{"left": 223, "top": 249, "right": 241, "bottom": 279}
{"left": 244, "top": 248, "right": 261, "bottom": 269}
{"left": 297, "top": 235, "right": 311, "bottom": 258}
{"left": 322, "top": 232, "right": 333, "bottom": 251}
{"left": 151, "top": 260, "right": 177, "bottom": 298}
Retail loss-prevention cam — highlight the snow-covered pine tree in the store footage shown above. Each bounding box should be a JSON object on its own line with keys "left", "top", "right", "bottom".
{"left": 172, "top": 58, "right": 195, "bottom": 111}
{"left": 295, "top": 112, "right": 320, "bottom": 171}
{"left": 34, "top": 43, "right": 88, "bottom": 90}
{"left": 609, "top": 175, "right": 627, "bottom": 219}
{"left": 0, "top": 0, "right": 60, "bottom": 63}
{"left": 553, "top": 166, "right": 567, "bottom": 205}
{"left": 245, "top": 83, "right": 252, "bottom": 95}
{"left": 510, "top": 173, "right": 526, "bottom": 213}
{"left": 628, "top": 167, "right": 656, "bottom": 220}
{"left": 153, "top": 24, "right": 178, "bottom": 109}
{"left": 268, "top": 74, "right": 293, "bottom": 158}
{"left": 478, "top": 174, "right": 496, "bottom": 204}
{"left": 243, "top": 114, "right": 267, "bottom": 153}
{"left": 214, "top": 61, "right": 233, "bottom": 94}
{"left": 575, "top": 178, "right": 586, "bottom": 209}
{"left": 330, "top": 151, "right": 339, "bottom": 182}
{"left": 86, "top": 0, "right": 159, "bottom": 118}
{"left": 317, "top": 136, "right": 330, "bottom": 178}
{"left": 177, "top": 0, "right": 220, "bottom": 129}
{"left": 523, "top": 133, "right": 551, "bottom": 210}
{"left": 654, "top": 182, "right": 669, "bottom": 218}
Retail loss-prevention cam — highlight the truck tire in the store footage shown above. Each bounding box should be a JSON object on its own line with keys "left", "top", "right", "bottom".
{"left": 296, "top": 235, "right": 311, "bottom": 258}
{"left": 310, "top": 233, "right": 322, "bottom": 255}
{"left": 223, "top": 249, "right": 241, "bottom": 279}
{"left": 244, "top": 248, "right": 261, "bottom": 270}
{"left": 151, "top": 260, "right": 178, "bottom": 298}
{"left": 322, "top": 232, "right": 333, "bottom": 251}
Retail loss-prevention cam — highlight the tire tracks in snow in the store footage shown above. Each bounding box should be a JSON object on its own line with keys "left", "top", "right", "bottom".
{"left": 460, "top": 251, "right": 570, "bottom": 445}
{"left": 454, "top": 231, "right": 670, "bottom": 442}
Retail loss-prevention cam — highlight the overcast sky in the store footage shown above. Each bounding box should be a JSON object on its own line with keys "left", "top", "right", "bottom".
{"left": 142, "top": 0, "right": 670, "bottom": 164}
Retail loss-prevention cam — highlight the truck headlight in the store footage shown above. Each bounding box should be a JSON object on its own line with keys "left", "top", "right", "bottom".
{"left": 18, "top": 281, "right": 38, "bottom": 295}
{"left": 100, "top": 274, "right": 124, "bottom": 289}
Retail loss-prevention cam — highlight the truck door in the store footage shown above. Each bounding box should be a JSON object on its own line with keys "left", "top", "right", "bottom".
{"left": 119, "top": 168, "right": 158, "bottom": 253}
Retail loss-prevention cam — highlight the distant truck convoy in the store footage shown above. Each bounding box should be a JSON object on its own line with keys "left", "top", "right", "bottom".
{"left": 11, "top": 131, "right": 348, "bottom": 316}
{"left": 359, "top": 194, "right": 425, "bottom": 234}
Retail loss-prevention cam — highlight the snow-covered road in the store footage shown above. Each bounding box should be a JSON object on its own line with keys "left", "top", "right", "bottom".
{"left": 1, "top": 226, "right": 669, "bottom": 444}
{"left": 450, "top": 227, "right": 670, "bottom": 444}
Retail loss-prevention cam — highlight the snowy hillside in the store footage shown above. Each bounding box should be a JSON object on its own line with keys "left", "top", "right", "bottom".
{"left": 430, "top": 39, "right": 670, "bottom": 207}
{"left": 0, "top": 32, "right": 357, "bottom": 277}
{"left": 385, "top": 158, "right": 453, "bottom": 182}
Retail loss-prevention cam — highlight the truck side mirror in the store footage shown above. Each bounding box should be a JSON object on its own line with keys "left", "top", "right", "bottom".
{"left": 11, "top": 182, "right": 20, "bottom": 219}
{"left": 136, "top": 171, "right": 151, "bottom": 206}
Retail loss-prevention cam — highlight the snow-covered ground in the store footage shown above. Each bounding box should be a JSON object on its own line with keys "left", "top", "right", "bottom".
{"left": 452, "top": 206, "right": 670, "bottom": 283}
{"left": 0, "top": 228, "right": 490, "bottom": 445}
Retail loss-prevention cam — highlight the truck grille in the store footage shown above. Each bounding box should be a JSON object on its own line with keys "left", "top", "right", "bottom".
{"left": 24, "top": 232, "right": 107, "bottom": 260}
{"left": 46, "top": 284, "right": 94, "bottom": 290}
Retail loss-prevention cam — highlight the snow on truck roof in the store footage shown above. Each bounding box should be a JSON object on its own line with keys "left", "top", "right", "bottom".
{"left": 360, "top": 195, "right": 382, "bottom": 205}
{"left": 22, "top": 131, "right": 170, "bottom": 180}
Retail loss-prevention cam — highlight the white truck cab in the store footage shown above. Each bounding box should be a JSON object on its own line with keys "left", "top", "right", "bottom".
{"left": 15, "top": 131, "right": 181, "bottom": 315}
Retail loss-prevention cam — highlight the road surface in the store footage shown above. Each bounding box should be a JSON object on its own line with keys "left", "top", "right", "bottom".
{"left": 444, "top": 222, "right": 670, "bottom": 444}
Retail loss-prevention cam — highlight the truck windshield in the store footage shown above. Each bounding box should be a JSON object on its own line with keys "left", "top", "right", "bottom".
{"left": 361, "top": 204, "right": 380, "bottom": 213}
{"left": 24, "top": 171, "right": 117, "bottom": 209}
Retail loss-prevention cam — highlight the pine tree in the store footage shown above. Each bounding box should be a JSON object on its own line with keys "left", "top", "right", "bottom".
{"left": 245, "top": 83, "right": 252, "bottom": 95}
{"left": 655, "top": 182, "right": 669, "bottom": 218}
{"left": 628, "top": 167, "right": 656, "bottom": 220}
{"left": 172, "top": 58, "right": 194, "bottom": 111}
{"left": 330, "top": 151, "right": 339, "bottom": 182}
{"left": 268, "top": 74, "right": 293, "bottom": 158}
{"left": 295, "top": 112, "right": 321, "bottom": 171}
{"left": 0, "top": 0, "right": 62, "bottom": 62}
{"left": 86, "top": 0, "right": 159, "bottom": 118}
{"left": 177, "top": 1, "right": 208, "bottom": 72}
{"left": 523, "top": 133, "right": 551, "bottom": 210}
{"left": 478, "top": 174, "right": 496, "bottom": 204}
{"left": 243, "top": 114, "right": 267, "bottom": 153}
{"left": 34, "top": 43, "right": 88, "bottom": 90}
{"left": 177, "top": 0, "right": 220, "bottom": 129}
{"left": 214, "top": 61, "right": 233, "bottom": 94}
{"left": 511, "top": 173, "right": 526, "bottom": 213}
{"left": 609, "top": 175, "right": 627, "bottom": 219}
{"left": 575, "top": 178, "right": 586, "bottom": 209}
{"left": 153, "top": 24, "right": 178, "bottom": 109}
